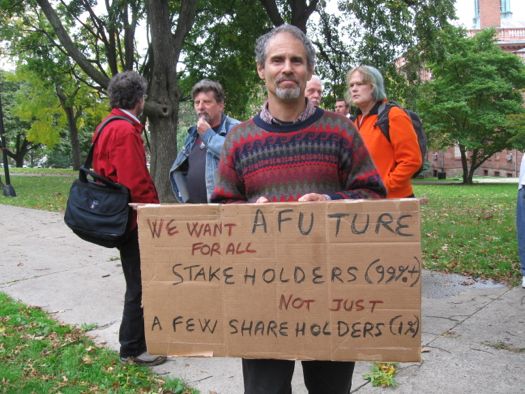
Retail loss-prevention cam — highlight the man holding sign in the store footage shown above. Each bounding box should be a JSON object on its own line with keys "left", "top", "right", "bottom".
{"left": 212, "top": 23, "right": 386, "bottom": 394}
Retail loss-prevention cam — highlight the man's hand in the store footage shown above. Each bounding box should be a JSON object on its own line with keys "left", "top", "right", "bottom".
{"left": 255, "top": 196, "right": 270, "bottom": 204}
{"left": 298, "top": 193, "right": 330, "bottom": 202}
{"left": 197, "top": 115, "right": 211, "bottom": 136}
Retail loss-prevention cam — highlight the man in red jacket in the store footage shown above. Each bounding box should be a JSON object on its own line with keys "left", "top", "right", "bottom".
{"left": 93, "top": 71, "right": 165, "bottom": 366}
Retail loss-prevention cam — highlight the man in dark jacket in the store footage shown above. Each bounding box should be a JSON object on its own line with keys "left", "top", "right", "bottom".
{"left": 93, "top": 71, "right": 165, "bottom": 366}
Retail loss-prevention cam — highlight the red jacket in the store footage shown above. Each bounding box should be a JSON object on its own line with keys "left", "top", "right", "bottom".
{"left": 355, "top": 101, "right": 421, "bottom": 198}
{"left": 92, "top": 108, "right": 158, "bottom": 229}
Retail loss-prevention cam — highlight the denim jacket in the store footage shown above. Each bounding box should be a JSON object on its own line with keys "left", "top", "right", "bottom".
{"left": 169, "top": 114, "right": 240, "bottom": 202}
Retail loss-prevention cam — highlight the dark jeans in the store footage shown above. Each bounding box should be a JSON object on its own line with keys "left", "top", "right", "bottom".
{"left": 117, "top": 229, "right": 147, "bottom": 357}
{"left": 242, "top": 358, "right": 355, "bottom": 394}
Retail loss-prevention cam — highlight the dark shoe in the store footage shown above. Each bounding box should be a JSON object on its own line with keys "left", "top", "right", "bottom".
{"left": 120, "top": 351, "right": 167, "bottom": 366}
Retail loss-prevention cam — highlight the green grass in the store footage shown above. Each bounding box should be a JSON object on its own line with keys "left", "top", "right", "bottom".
{"left": 0, "top": 168, "right": 75, "bottom": 211}
{"left": 414, "top": 183, "right": 520, "bottom": 285}
{"left": 0, "top": 292, "right": 196, "bottom": 393}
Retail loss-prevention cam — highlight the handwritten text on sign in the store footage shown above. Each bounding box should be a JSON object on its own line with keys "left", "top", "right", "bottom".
{"left": 137, "top": 199, "right": 421, "bottom": 362}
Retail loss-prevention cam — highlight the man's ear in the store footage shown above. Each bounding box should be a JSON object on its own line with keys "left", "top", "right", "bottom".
{"left": 257, "top": 64, "right": 265, "bottom": 80}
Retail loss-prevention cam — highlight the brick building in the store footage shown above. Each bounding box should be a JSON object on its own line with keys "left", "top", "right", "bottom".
{"left": 427, "top": 0, "right": 525, "bottom": 179}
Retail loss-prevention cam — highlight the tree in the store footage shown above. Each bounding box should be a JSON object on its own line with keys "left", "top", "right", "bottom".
{"left": 179, "top": 0, "right": 272, "bottom": 120}
{"left": 310, "top": 0, "right": 456, "bottom": 107}
{"left": 0, "top": 3, "right": 109, "bottom": 169}
{"left": 31, "top": 0, "right": 197, "bottom": 201}
{"left": 418, "top": 27, "right": 525, "bottom": 184}
{"left": 0, "top": 71, "right": 39, "bottom": 167}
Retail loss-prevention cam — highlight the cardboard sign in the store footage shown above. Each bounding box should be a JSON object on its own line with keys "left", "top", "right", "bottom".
{"left": 137, "top": 199, "right": 421, "bottom": 362}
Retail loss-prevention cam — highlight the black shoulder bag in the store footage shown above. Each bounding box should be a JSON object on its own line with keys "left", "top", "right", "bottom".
{"left": 64, "top": 116, "right": 133, "bottom": 248}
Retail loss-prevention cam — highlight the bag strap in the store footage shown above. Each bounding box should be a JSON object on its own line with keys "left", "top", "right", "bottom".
{"left": 374, "top": 101, "right": 400, "bottom": 143}
{"left": 83, "top": 115, "right": 134, "bottom": 169}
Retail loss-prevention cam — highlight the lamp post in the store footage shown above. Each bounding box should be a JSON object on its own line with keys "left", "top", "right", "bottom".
{"left": 0, "top": 82, "right": 16, "bottom": 197}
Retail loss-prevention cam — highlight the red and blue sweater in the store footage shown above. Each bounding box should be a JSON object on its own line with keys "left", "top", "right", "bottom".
{"left": 211, "top": 108, "right": 386, "bottom": 203}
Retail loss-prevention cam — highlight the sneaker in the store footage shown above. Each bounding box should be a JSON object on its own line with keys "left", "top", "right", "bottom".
{"left": 120, "top": 351, "right": 167, "bottom": 366}
{"left": 522, "top": 276, "right": 525, "bottom": 288}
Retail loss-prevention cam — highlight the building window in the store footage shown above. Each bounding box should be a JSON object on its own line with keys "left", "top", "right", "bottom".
{"left": 495, "top": 171, "right": 500, "bottom": 177}
{"left": 507, "top": 173, "right": 513, "bottom": 177}
{"left": 501, "top": 0, "right": 512, "bottom": 17}
{"left": 484, "top": 170, "right": 489, "bottom": 176}
{"left": 473, "top": 0, "right": 480, "bottom": 28}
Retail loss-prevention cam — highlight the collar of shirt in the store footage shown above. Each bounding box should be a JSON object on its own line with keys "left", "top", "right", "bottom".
{"left": 119, "top": 108, "right": 141, "bottom": 124}
{"left": 259, "top": 98, "right": 317, "bottom": 125}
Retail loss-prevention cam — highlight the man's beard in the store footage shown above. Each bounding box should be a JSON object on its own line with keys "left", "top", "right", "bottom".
{"left": 276, "top": 86, "right": 301, "bottom": 100}
{"left": 275, "top": 77, "right": 301, "bottom": 100}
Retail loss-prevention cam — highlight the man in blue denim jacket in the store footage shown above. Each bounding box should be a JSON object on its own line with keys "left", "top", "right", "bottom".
{"left": 169, "top": 79, "right": 240, "bottom": 203}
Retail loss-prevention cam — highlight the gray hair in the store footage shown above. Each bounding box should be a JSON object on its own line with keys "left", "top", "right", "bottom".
{"left": 347, "top": 65, "right": 387, "bottom": 102}
{"left": 308, "top": 75, "right": 323, "bottom": 89}
{"left": 108, "top": 71, "right": 147, "bottom": 110}
{"left": 191, "top": 79, "right": 225, "bottom": 103}
{"left": 255, "top": 24, "right": 316, "bottom": 72}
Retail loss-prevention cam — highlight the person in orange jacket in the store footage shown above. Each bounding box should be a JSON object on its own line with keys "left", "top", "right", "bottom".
{"left": 347, "top": 65, "right": 421, "bottom": 198}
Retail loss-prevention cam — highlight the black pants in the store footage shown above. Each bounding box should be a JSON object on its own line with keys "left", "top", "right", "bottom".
{"left": 117, "top": 229, "right": 147, "bottom": 357}
{"left": 242, "top": 358, "right": 355, "bottom": 394}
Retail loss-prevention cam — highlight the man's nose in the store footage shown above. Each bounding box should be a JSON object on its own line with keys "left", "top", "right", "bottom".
{"left": 282, "top": 59, "right": 293, "bottom": 73}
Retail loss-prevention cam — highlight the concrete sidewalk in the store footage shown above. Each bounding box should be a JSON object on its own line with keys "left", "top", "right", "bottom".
{"left": 1, "top": 204, "right": 524, "bottom": 393}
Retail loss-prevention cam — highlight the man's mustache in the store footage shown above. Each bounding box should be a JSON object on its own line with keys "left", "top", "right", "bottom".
{"left": 276, "top": 76, "right": 299, "bottom": 85}
{"left": 197, "top": 112, "right": 211, "bottom": 122}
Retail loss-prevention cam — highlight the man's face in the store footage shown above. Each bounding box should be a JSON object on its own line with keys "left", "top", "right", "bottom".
{"left": 348, "top": 71, "right": 374, "bottom": 108}
{"left": 305, "top": 79, "right": 323, "bottom": 107}
{"left": 193, "top": 91, "right": 224, "bottom": 127}
{"left": 334, "top": 100, "right": 348, "bottom": 115}
{"left": 257, "top": 32, "right": 312, "bottom": 102}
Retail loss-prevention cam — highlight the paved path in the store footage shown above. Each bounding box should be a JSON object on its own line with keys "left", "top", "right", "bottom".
{"left": 1, "top": 204, "right": 524, "bottom": 393}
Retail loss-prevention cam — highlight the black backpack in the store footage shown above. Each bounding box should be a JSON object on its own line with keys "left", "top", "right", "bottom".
{"left": 374, "top": 101, "right": 427, "bottom": 178}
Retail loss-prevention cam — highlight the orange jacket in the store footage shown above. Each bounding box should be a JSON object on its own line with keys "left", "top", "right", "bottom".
{"left": 355, "top": 101, "right": 422, "bottom": 198}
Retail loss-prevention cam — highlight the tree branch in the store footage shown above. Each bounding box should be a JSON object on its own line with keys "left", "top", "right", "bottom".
{"left": 35, "top": 0, "right": 110, "bottom": 88}
{"left": 259, "top": 0, "right": 285, "bottom": 27}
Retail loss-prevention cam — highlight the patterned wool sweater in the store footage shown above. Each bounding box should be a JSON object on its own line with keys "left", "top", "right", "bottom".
{"left": 211, "top": 108, "right": 386, "bottom": 203}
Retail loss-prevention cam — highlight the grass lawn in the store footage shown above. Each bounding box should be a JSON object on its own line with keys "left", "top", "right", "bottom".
{"left": 0, "top": 293, "right": 196, "bottom": 393}
{"left": 414, "top": 182, "right": 519, "bottom": 284}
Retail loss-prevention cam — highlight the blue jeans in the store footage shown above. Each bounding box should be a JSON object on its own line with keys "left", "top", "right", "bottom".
{"left": 517, "top": 187, "right": 525, "bottom": 276}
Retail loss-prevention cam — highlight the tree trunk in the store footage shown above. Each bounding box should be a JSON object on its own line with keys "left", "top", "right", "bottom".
{"left": 36, "top": 0, "right": 110, "bottom": 89}
{"left": 459, "top": 145, "right": 472, "bottom": 184}
{"left": 65, "top": 106, "right": 81, "bottom": 170}
{"left": 259, "top": 0, "right": 319, "bottom": 32}
{"left": 146, "top": 0, "right": 197, "bottom": 202}
{"left": 56, "top": 86, "right": 81, "bottom": 170}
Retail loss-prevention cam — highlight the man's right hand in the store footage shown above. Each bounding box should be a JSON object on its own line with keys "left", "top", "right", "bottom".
{"left": 197, "top": 116, "right": 211, "bottom": 136}
{"left": 255, "top": 196, "right": 270, "bottom": 204}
